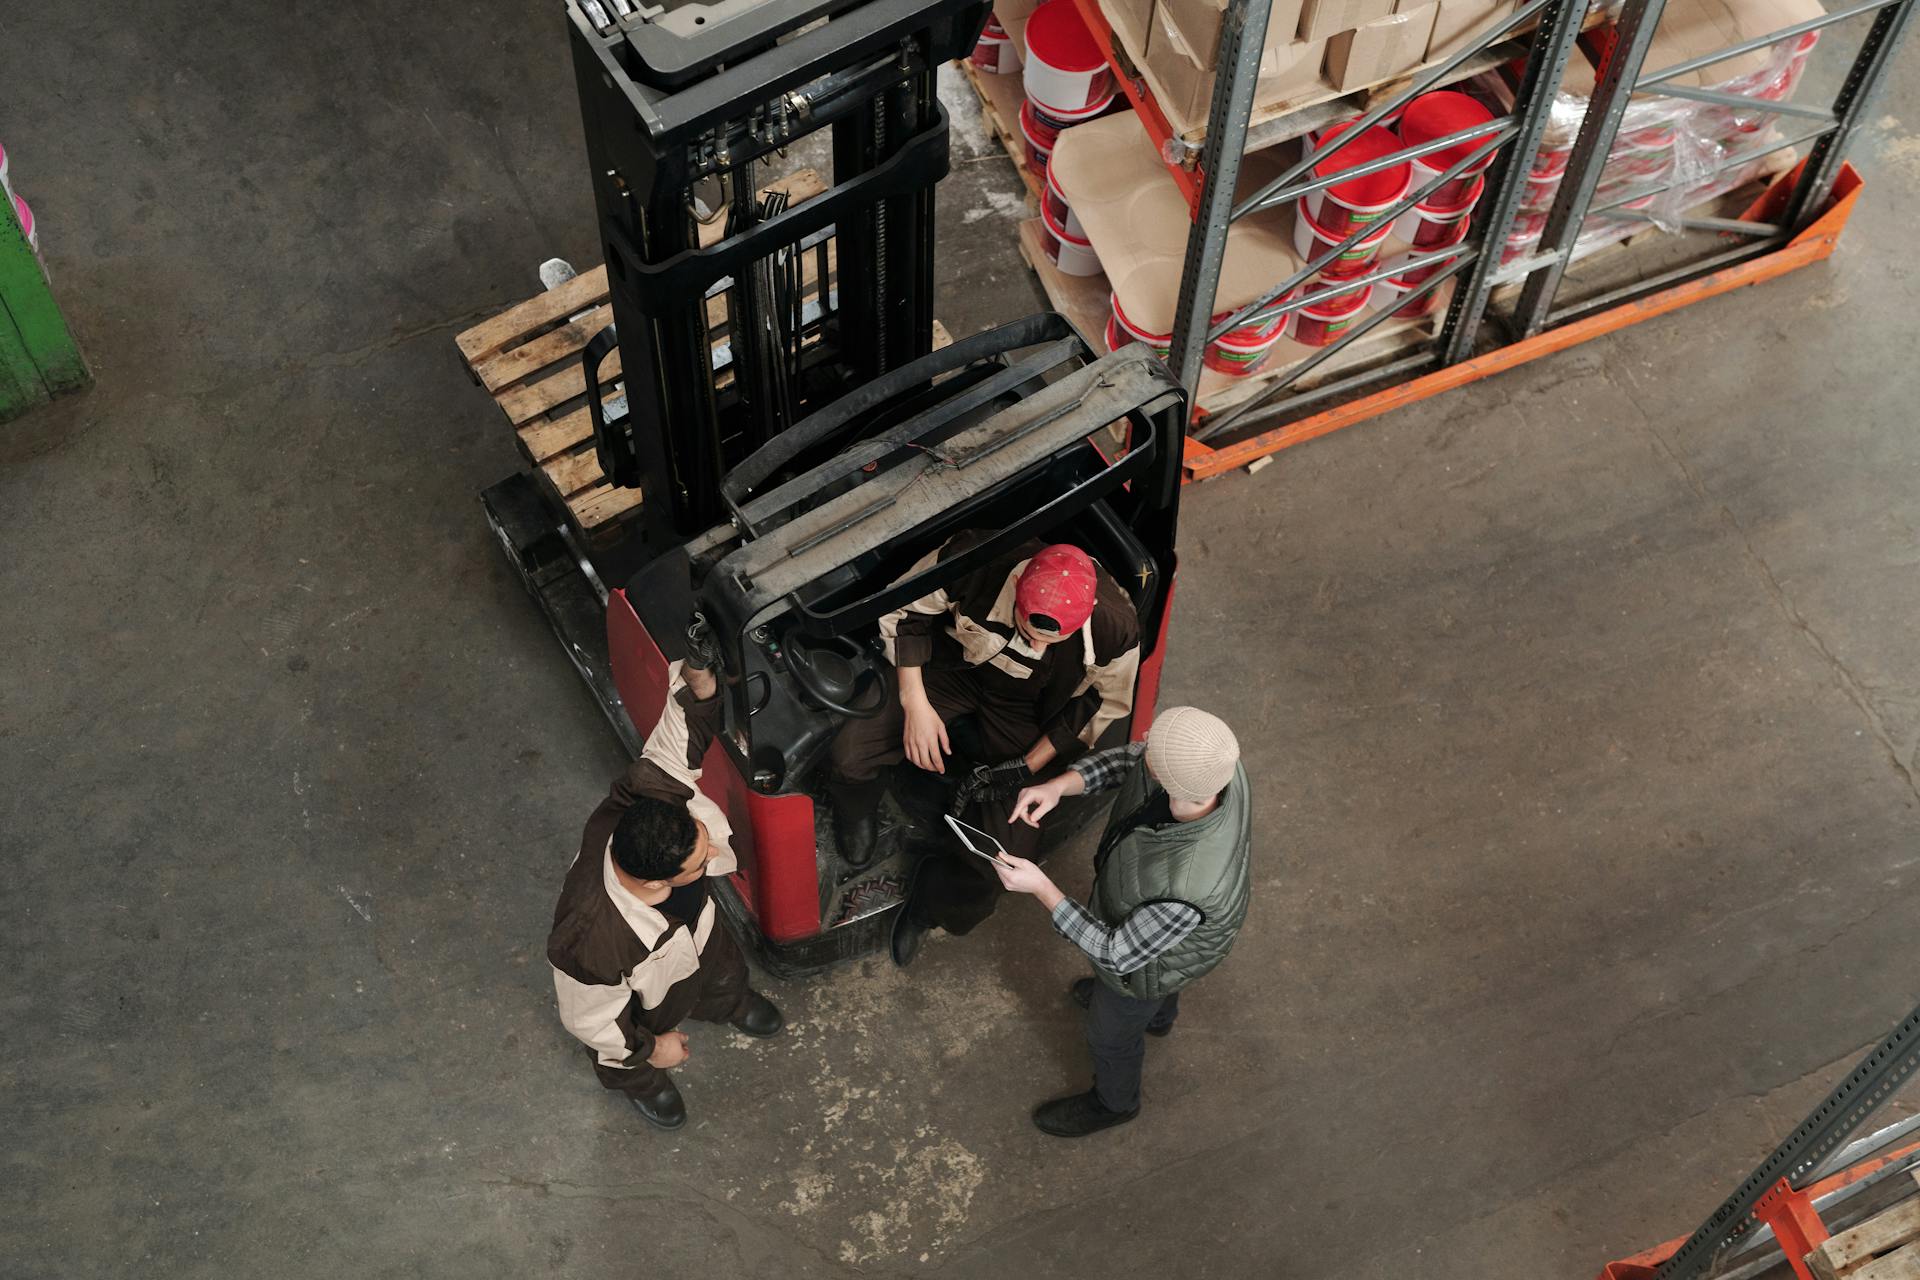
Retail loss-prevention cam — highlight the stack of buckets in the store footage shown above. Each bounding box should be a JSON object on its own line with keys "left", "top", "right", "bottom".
{"left": 1502, "top": 31, "right": 1817, "bottom": 267}
{"left": 1285, "top": 92, "right": 1494, "bottom": 342}
{"left": 1378, "top": 92, "right": 1491, "bottom": 318}
{"left": 969, "top": 14, "right": 1020, "bottom": 74}
{"left": 1, "top": 140, "right": 33, "bottom": 255}
{"left": 968, "top": 0, "right": 1117, "bottom": 277}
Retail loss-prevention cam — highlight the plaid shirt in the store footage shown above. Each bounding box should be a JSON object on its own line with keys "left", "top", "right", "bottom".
{"left": 1048, "top": 741, "right": 1201, "bottom": 975}
{"left": 1069, "top": 741, "right": 1147, "bottom": 795}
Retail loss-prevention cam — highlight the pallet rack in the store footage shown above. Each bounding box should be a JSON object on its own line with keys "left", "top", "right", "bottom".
{"left": 1597, "top": 998, "right": 1920, "bottom": 1280}
{"left": 993, "top": 0, "right": 1912, "bottom": 478}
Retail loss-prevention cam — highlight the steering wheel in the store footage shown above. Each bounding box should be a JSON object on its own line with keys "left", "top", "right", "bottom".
{"left": 784, "top": 633, "right": 890, "bottom": 719}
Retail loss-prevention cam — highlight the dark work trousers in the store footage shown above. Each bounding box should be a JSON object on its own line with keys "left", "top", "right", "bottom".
{"left": 829, "top": 664, "right": 1049, "bottom": 934}
{"left": 1086, "top": 979, "right": 1181, "bottom": 1113}
{"left": 588, "top": 921, "right": 752, "bottom": 1098}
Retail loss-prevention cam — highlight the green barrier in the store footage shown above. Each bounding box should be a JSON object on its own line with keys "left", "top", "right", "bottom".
{"left": 0, "top": 193, "right": 90, "bottom": 421}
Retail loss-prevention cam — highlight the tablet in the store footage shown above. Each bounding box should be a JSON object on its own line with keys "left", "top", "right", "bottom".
{"left": 943, "top": 814, "right": 1011, "bottom": 866}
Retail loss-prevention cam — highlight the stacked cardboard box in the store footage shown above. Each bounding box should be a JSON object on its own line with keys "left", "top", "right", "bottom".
{"left": 1101, "top": 0, "right": 1518, "bottom": 130}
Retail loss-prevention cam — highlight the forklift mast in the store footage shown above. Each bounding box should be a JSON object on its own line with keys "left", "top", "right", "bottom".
{"left": 564, "top": 0, "right": 987, "bottom": 559}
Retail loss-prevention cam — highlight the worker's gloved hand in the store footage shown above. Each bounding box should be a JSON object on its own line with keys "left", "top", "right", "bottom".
{"left": 685, "top": 612, "right": 722, "bottom": 674}
{"left": 949, "top": 765, "right": 991, "bottom": 817}
{"left": 949, "top": 758, "right": 1034, "bottom": 817}
{"left": 983, "top": 757, "right": 1034, "bottom": 790}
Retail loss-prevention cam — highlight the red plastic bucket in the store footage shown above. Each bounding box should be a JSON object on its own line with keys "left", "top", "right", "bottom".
{"left": 1043, "top": 162, "right": 1086, "bottom": 240}
{"left": 1529, "top": 145, "right": 1570, "bottom": 179}
{"left": 1519, "top": 168, "right": 1563, "bottom": 212}
{"left": 1293, "top": 200, "right": 1391, "bottom": 279}
{"left": 1023, "top": 0, "right": 1113, "bottom": 116}
{"left": 1203, "top": 307, "right": 1289, "bottom": 376}
{"left": 1041, "top": 198, "right": 1101, "bottom": 276}
{"left": 1391, "top": 175, "right": 1481, "bottom": 247}
{"left": 1021, "top": 99, "right": 1062, "bottom": 150}
{"left": 1110, "top": 294, "right": 1170, "bottom": 359}
{"left": 1304, "top": 122, "right": 1411, "bottom": 236}
{"left": 1398, "top": 91, "right": 1498, "bottom": 207}
{"left": 1028, "top": 89, "right": 1116, "bottom": 124}
{"left": 971, "top": 30, "right": 1017, "bottom": 74}
{"left": 1020, "top": 101, "right": 1055, "bottom": 179}
{"left": 1285, "top": 284, "right": 1371, "bottom": 347}
{"left": 1393, "top": 233, "right": 1470, "bottom": 290}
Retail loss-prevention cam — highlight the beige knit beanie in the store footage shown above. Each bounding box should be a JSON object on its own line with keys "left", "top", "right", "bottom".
{"left": 1144, "top": 706, "right": 1240, "bottom": 804}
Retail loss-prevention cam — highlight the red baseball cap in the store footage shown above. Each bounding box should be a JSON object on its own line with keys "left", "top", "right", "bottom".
{"left": 1015, "top": 545, "right": 1099, "bottom": 637}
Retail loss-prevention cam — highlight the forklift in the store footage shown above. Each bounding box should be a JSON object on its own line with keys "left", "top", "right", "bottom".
{"left": 481, "top": 0, "right": 1191, "bottom": 974}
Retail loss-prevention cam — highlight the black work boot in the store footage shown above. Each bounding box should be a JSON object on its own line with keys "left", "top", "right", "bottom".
{"left": 891, "top": 907, "right": 931, "bottom": 968}
{"left": 828, "top": 776, "right": 887, "bottom": 869}
{"left": 890, "top": 853, "right": 933, "bottom": 968}
{"left": 628, "top": 1077, "right": 686, "bottom": 1131}
{"left": 1033, "top": 1089, "right": 1138, "bottom": 1138}
{"left": 729, "top": 990, "right": 785, "bottom": 1038}
{"left": 1070, "top": 978, "right": 1171, "bottom": 1037}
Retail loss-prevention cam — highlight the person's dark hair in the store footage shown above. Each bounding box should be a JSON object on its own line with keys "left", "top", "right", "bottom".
{"left": 1025, "top": 612, "right": 1062, "bottom": 634}
{"left": 610, "top": 797, "right": 699, "bottom": 882}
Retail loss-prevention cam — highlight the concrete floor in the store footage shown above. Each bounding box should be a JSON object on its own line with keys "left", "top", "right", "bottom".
{"left": 5, "top": 4, "right": 1920, "bottom": 1277}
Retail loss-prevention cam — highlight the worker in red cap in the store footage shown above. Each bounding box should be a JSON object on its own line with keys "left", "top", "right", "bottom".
{"left": 826, "top": 528, "right": 1141, "bottom": 966}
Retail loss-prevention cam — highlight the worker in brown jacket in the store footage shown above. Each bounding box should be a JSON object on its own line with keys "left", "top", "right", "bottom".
{"left": 547, "top": 650, "right": 785, "bottom": 1130}
{"left": 828, "top": 529, "right": 1141, "bottom": 966}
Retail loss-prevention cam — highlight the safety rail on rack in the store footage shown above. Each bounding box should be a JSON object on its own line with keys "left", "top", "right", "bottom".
{"left": 1506, "top": 0, "right": 1919, "bottom": 334}
{"left": 1158, "top": 0, "right": 1595, "bottom": 443}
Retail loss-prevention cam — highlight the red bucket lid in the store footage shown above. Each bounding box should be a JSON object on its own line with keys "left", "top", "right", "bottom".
{"left": 1032, "top": 90, "right": 1115, "bottom": 122}
{"left": 1111, "top": 292, "right": 1168, "bottom": 342}
{"left": 1025, "top": 0, "right": 1104, "bottom": 73}
{"left": 1298, "top": 198, "right": 1392, "bottom": 247}
{"left": 1313, "top": 123, "right": 1412, "bottom": 207}
{"left": 1020, "top": 100, "right": 1057, "bottom": 147}
{"left": 1299, "top": 282, "right": 1371, "bottom": 318}
{"left": 1397, "top": 91, "right": 1497, "bottom": 172}
{"left": 1419, "top": 173, "right": 1485, "bottom": 215}
{"left": 1211, "top": 308, "right": 1287, "bottom": 348}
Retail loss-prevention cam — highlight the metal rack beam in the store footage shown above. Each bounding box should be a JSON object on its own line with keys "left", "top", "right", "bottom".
{"left": 1649, "top": 999, "right": 1920, "bottom": 1280}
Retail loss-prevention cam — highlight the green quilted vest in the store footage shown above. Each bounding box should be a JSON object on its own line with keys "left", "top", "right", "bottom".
{"left": 1089, "top": 757, "right": 1252, "bottom": 1000}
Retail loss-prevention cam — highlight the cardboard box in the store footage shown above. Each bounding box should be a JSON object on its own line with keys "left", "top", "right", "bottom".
{"left": 1145, "top": 7, "right": 1330, "bottom": 122}
{"left": 994, "top": 0, "right": 1040, "bottom": 58}
{"left": 1156, "top": 0, "right": 1310, "bottom": 69}
{"left": 1643, "top": 0, "right": 1822, "bottom": 86}
{"left": 1101, "top": 0, "right": 1157, "bottom": 59}
{"left": 1298, "top": 0, "right": 1397, "bottom": 42}
{"left": 1426, "top": 0, "right": 1516, "bottom": 59}
{"left": 1048, "top": 109, "right": 1303, "bottom": 335}
{"left": 1326, "top": 3, "right": 1438, "bottom": 89}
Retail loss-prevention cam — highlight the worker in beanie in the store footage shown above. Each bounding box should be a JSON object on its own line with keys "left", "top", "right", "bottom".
{"left": 827, "top": 529, "right": 1141, "bottom": 966}
{"left": 993, "top": 707, "right": 1250, "bottom": 1137}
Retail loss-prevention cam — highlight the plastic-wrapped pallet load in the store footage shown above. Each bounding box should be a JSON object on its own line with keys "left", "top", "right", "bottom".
{"left": 1500, "top": 0, "right": 1822, "bottom": 271}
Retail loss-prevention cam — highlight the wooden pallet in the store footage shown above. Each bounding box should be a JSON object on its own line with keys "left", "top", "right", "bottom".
{"left": 453, "top": 169, "right": 831, "bottom": 536}
{"left": 956, "top": 60, "right": 1043, "bottom": 202}
{"left": 1806, "top": 1174, "right": 1920, "bottom": 1280}
{"left": 1015, "top": 217, "right": 1441, "bottom": 419}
